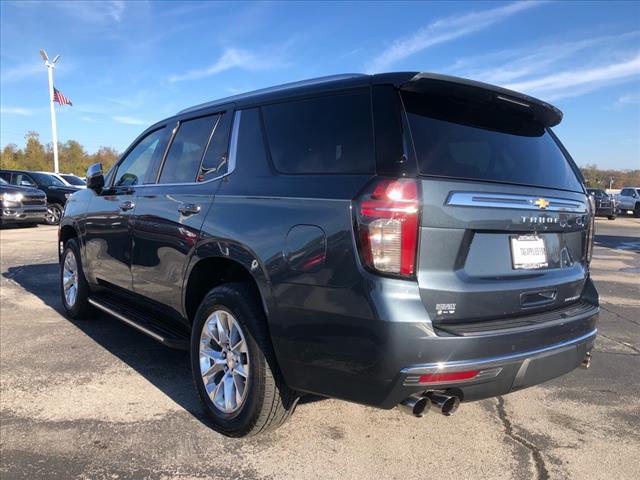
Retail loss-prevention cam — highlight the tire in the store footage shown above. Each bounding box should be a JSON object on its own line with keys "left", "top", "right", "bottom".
{"left": 607, "top": 215, "right": 616, "bottom": 220}
{"left": 191, "top": 282, "right": 299, "bottom": 437}
{"left": 45, "top": 203, "right": 63, "bottom": 225}
{"left": 60, "top": 238, "right": 93, "bottom": 319}
{"left": 634, "top": 203, "right": 640, "bottom": 218}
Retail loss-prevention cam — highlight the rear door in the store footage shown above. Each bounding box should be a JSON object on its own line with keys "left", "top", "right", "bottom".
{"left": 84, "top": 126, "right": 169, "bottom": 291}
{"left": 399, "top": 85, "right": 590, "bottom": 325}
{"left": 130, "top": 107, "right": 234, "bottom": 317}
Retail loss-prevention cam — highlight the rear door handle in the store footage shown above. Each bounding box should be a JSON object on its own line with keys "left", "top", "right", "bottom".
{"left": 119, "top": 200, "right": 135, "bottom": 211}
{"left": 178, "top": 203, "right": 201, "bottom": 216}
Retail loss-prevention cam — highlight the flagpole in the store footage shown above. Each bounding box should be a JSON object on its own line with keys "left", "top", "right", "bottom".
{"left": 47, "top": 64, "right": 59, "bottom": 173}
{"left": 40, "top": 49, "right": 60, "bottom": 173}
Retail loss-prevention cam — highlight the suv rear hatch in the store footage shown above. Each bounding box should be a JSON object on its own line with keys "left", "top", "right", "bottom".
{"left": 400, "top": 75, "right": 592, "bottom": 326}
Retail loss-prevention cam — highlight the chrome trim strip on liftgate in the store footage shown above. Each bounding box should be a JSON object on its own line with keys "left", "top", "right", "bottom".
{"left": 446, "top": 192, "right": 587, "bottom": 213}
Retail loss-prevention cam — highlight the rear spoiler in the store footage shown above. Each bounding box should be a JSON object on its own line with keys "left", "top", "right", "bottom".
{"left": 399, "top": 72, "right": 563, "bottom": 127}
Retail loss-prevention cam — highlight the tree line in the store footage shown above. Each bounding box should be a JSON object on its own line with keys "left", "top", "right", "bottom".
{"left": 1, "top": 131, "right": 119, "bottom": 176}
{"left": 1, "top": 131, "right": 638, "bottom": 188}
{"left": 580, "top": 164, "right": 640, "bottom": 190}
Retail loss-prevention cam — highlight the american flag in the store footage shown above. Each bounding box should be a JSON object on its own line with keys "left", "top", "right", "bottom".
{"left": 53, "top": 87, "right": 72, "bottom": 106}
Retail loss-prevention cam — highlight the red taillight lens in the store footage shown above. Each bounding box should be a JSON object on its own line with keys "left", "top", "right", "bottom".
{"left": 354, "top": 178, "right": 420, "bottom": 277}
{"left": 418, "top": 370, "right": 479, "bottom": 384}
{"left": 586, "top": 195, "right": 595, "bottom": 264}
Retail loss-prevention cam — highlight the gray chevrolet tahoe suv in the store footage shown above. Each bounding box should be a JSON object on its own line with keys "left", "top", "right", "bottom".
{"left": 59, "top": 73, "right": 598, "bottom": 437}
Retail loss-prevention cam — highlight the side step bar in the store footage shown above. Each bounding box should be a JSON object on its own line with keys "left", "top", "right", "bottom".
{"left": 88, "top": 297, "right": 190, "bottom": 350}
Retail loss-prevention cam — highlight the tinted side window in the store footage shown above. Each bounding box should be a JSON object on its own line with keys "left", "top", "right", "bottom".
{"left": 262, "top": 92, "right": 374, "bottom": 174}
{"left": 114, "top": 128, "right": 167, "bottom": 187}
{"left": 0, "top": 171, "right": 11, "bottom": 182}
{"left": 13, "top": 173, "right": 36, "bottom": 187}
{"left": 198, "top": 111, "right": 233, "bottom": 182}
{"left": 159, "top": 115, "right": 218, "bottom": 184}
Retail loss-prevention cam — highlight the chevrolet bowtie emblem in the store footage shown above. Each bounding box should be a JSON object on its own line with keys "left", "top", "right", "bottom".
{"left": 533, "top": 198, "right": 550, "bottom": 209}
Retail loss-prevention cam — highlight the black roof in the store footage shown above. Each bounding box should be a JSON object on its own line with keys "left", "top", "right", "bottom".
{"left": 175, "top": 71, "right": 563, "bottom": 127}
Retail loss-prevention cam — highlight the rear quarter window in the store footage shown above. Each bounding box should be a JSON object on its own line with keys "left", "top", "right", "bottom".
{"left": 402, "top": 90, "right": 583, "bottom": 192}
{"left": 261, "top": 92, "right": 374, "bottom": 175}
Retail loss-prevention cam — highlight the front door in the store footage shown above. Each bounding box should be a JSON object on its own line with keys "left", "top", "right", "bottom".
{"left": 131, "top": 108, "right": 234, "bottom": 318}
{"left": 84, "top": 126, "right": 169, "bottom": 291}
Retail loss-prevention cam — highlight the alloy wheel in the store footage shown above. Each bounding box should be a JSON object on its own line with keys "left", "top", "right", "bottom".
{"left": 199, "top": 309, "right": 250, "bottom": 414}
{"left": 45, "top": 205, "right": 62, "bottom": 224}
{"left": 62, "top": 250, "right": 78, "bottom": 307}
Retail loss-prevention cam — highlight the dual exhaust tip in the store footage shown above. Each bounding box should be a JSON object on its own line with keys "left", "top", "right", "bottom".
{"left": 399, "top": 392, "right": 460, "bottom": 418}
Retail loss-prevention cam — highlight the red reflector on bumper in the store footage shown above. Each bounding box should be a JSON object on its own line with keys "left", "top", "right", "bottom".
{"left": 418, "top": 370, "right": 479, "bottom": 384}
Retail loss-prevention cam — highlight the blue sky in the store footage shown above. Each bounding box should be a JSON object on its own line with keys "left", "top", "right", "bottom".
{"left": 1, "top": 0, "right": 639, "bottom": 169}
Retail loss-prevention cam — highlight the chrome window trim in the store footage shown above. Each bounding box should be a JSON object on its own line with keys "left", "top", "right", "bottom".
{"left": 133, "top": 110, "right": 242, "bottom": 189}
{"left": 446, "top": 191, "right": 587, "bottom": 213}
{"left": 401, "top": 329, "right": 596, "bottom": 375}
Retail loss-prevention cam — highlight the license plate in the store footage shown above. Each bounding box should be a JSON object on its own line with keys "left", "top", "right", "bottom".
{"left": 510, "top": 235, "right": 548, "bottom": 269}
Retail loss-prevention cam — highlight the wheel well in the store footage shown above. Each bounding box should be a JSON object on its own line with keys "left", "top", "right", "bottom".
{"left": 184, "top": 257, "right": 262, "bottom": 323}
{"left": 59, "top": 225, "right": 77, "bottom": 258}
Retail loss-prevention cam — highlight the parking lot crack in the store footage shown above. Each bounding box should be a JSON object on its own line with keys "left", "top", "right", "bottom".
{"left": 598, "top": 333, "right": 640, "bottom": 354}
{"left": 599, "top": 304, "right": 640, "bottom": 328}
{"left": 496, "top": 396, "right": 549, "bottom": 480}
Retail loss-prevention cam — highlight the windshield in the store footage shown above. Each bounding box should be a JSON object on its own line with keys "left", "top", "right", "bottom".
{"left": 61, "top": 174, "right": 86, "bottom": 186}
{"left": 587, "top": 189, "right": 606, "bottom": 196}
{"left": 31, "top": 172, "right": 67, "bottom": 187}
{"left": 402, "top": 91, "right": 583, "bottom": 192}
{"left": 0, "top": 177, "right": 7, "bottom": 185}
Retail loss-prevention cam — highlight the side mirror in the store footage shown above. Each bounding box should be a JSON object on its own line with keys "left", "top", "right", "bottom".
{"left": 86, "top": 163, "right": 105, "bottom": 192}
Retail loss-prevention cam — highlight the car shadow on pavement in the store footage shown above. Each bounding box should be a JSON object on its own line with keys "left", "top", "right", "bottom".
{"left": 3, "top": 262, "right": 207, "bottom": 423}
{"left": 594, "top": 234, "right": 640, "bottom": 252}
{"left": 3, "top": 262, "right": 326, "bottom": 422}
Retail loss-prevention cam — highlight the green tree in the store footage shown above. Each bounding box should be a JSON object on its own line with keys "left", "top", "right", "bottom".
{"left": 0, "top": 143, "right": 22, "bottom": 169}
{"left": 22, "top": 131, "right": 47, "bottom": 171}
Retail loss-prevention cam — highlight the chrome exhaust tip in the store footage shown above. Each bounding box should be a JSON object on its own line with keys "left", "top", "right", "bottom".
{"left": 425, "top": 392, "right": 460, "bottom": 416}
{"left": 580, "top": 351, "right": 592, "bottom": 369}
{"left": 399, "top": 395, "right": 431, "bottom": 418}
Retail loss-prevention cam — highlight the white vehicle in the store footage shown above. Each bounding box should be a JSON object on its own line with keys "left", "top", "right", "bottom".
{"left": 616, "top": 187, "right": 640, "bottom": 217}
{"left": 43, "top": 172, "right": 87, "bottom": 189}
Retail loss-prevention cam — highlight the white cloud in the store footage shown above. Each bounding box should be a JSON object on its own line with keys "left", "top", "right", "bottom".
{"left": 0, "top": 62, "right": 42, "bottom": 82}
{"left": 168, "top": 47, "right": 282, "bottom": 83}
{"left": 504, "top": 55, "right": 640, "bottom": 100}
{"left": 112, "top": 116, "right": 147, "bottom": 125}
{"left": 366, "top": 1, "right": 543, "bottom": 73}
{"left": 57, "top": 0, "right": 125, "bottom": 22}
{"left": 81, "top": 116, "right": 96, "bottom": 123}
{"left": 448, "top": 31, "right": 640, "bottom": 85}
{"left": 614, "top": 92, "right": 640, "bottom": 108}
{"left": 0, "top": 106, "right": 34, "bottom": 116}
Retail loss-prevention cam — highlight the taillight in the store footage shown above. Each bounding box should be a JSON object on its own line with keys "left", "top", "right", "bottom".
{"left": 586, "top": 195, "right": 595, "bottom": 264}
{"left": 418, "top": 370, "right": 479, "bottom": 384}
{"left": 354, "top": 178, "right": 420, "bottom": 277}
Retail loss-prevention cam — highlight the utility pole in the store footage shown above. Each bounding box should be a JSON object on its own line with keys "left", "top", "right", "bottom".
{"left": 40, "top": 49, "right": 61, "bottom": 173}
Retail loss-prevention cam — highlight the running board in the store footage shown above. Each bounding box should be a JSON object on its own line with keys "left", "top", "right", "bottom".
{"left": 88, "top": 297, "right": 190, "bottom": 350}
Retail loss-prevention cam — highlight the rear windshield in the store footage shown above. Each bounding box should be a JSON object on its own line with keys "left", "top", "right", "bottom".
{"left": 402, "top": 91, "right": 583, "bottom": 192}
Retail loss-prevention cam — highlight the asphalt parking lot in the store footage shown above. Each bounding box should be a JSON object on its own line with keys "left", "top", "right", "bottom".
{"left": 1, "top": 217, "right": 639, "bottom": 480}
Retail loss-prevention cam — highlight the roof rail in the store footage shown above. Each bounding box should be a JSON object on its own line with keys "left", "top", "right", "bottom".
{"left": 177, "top": 73, "right": 368, "bottom": 115}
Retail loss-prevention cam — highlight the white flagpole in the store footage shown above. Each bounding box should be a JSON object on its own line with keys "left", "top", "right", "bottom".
{"left": 40, "top": 49, "right": 60, "bottom": 173}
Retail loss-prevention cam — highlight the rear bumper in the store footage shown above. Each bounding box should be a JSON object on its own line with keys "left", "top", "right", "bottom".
{"left": 384, "top": 328, "right": 596, "bottom": 407}
{"left": 278, "top": 278, "right": 599, "bottom": 409}
{"left": 594, "top": 206, "right": 616, "bottom": 217}
{"left": 1, "top": 205, "right": 46, "bottom": 223}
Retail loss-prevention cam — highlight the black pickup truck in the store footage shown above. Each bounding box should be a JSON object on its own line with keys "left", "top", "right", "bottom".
{"left": 0, "top": 169, "right": 81, "bottom": 224}
{"left": 0, "top": 177, "right": 47, "bottom": 226}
